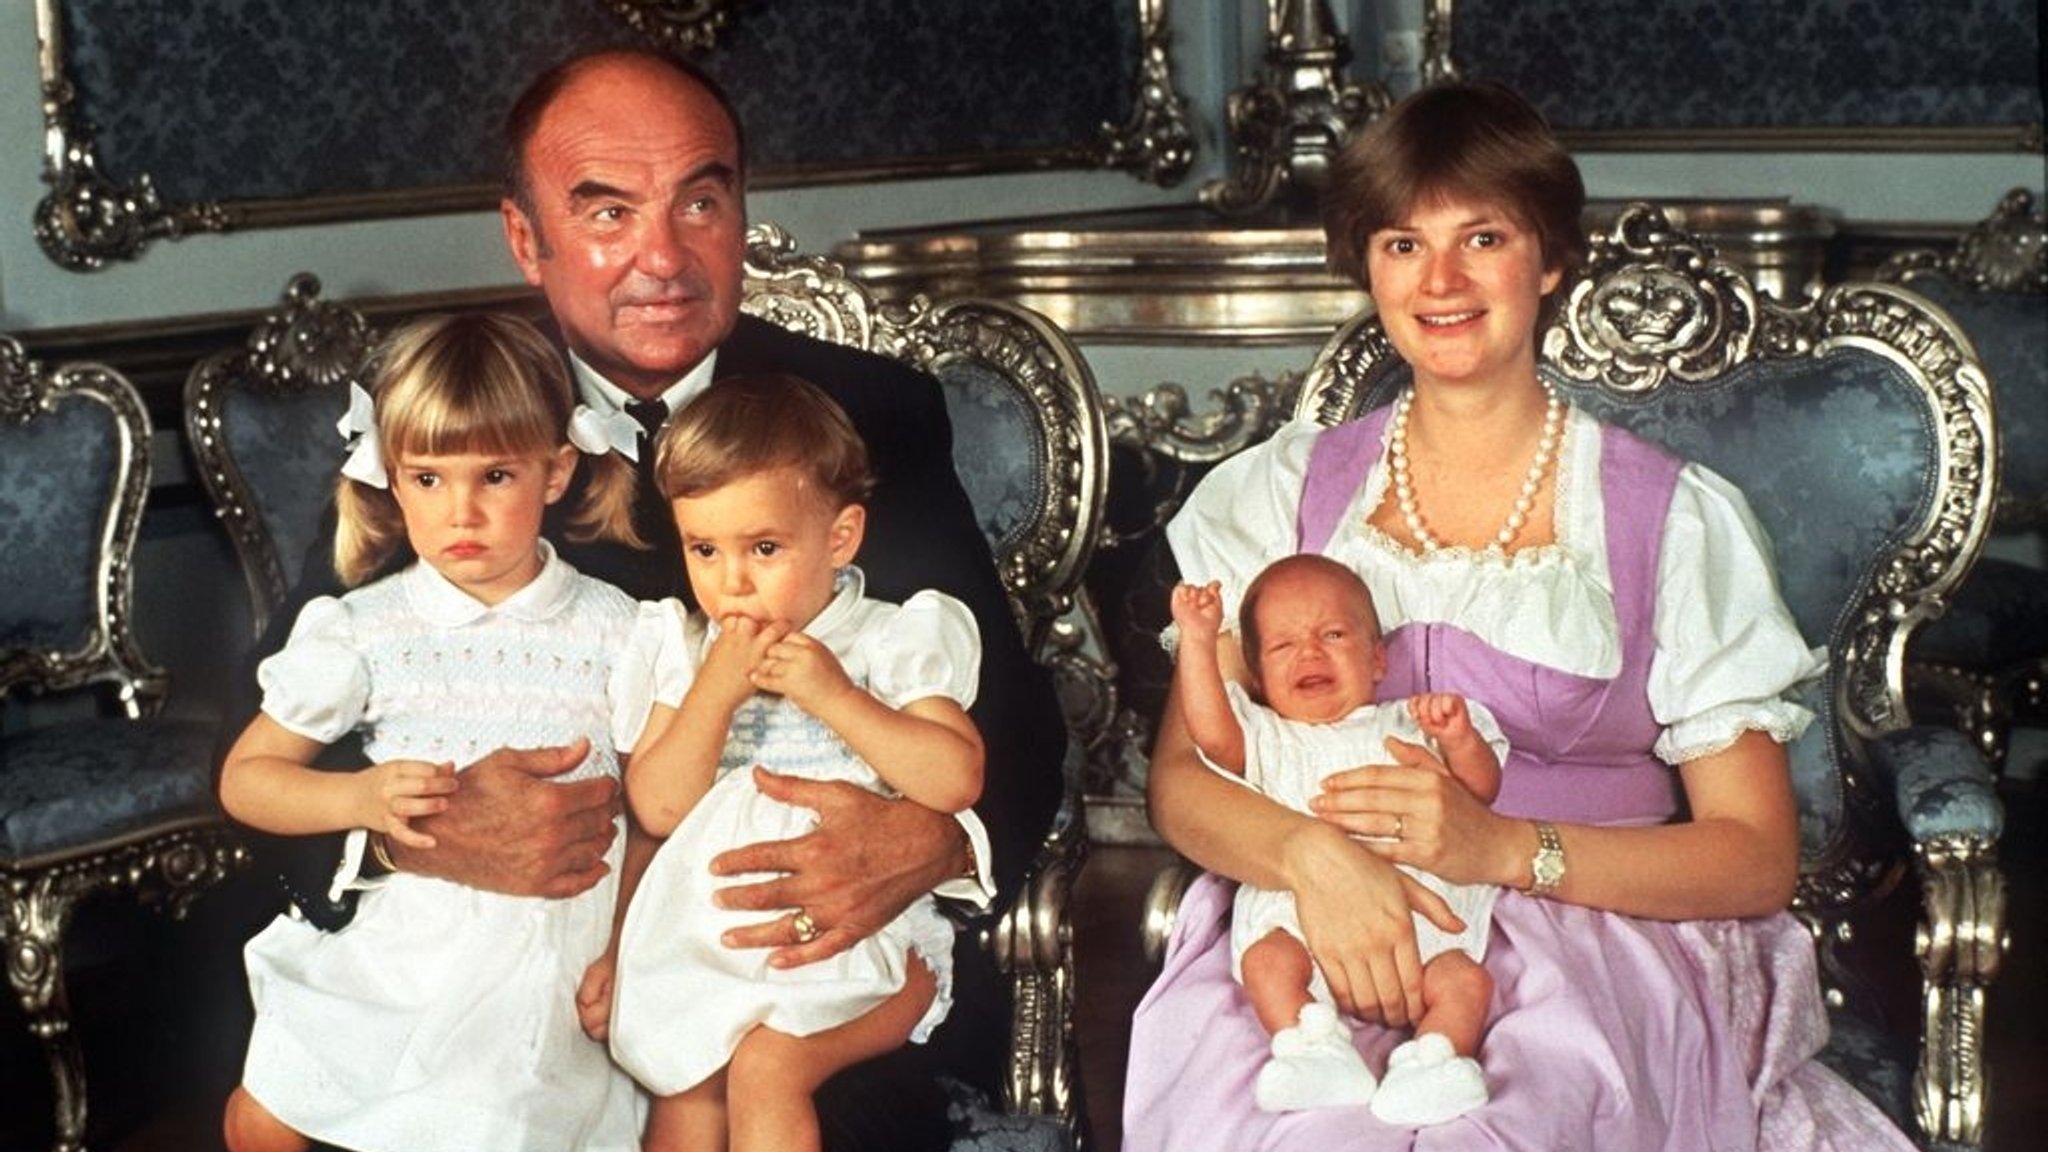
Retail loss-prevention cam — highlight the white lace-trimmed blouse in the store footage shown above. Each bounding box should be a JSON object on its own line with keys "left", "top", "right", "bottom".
{"left": 1166, "top": 406, "right": 1824, "bottom": 765}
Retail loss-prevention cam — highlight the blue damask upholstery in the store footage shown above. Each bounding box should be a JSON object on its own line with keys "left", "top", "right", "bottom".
{"left": 0, "top": 720, "right": 218, "bottom": 865}
{"left": 2, "top": 336, "right": 244, "bottom": 1152}
{"left": 0, "top": 402, "right": 112, "bottom": 654}
{"left": 1429, "top": 0, "right": 2042, "bottom": 135}
{"left": 942, "top": 362, "right": 1048, "bottom": 566}
{"left": 185, "top": 272, "right": 375, "bottom": 636}
{"left": 1275, "top": 206, "right": 2003, "bottom": 1148}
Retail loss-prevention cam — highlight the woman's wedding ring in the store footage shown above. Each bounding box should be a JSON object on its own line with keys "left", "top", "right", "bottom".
{"left": 792, "top": 909, "right": 819, "bottom": 943}
{"left": 1392, "top": 814, "right": 1405, "bottom": 841}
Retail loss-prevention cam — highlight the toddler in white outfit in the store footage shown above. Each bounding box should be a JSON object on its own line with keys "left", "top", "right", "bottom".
{"left": 592, "top": 372, "right": 986, "bottom": 1152}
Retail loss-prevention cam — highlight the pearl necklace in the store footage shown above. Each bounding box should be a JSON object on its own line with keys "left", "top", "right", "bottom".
{"left": 1388, "top": 381, "right": 1564, "bottom": 555}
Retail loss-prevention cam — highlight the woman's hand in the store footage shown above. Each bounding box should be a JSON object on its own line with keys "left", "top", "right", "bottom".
{"left": 1280, "top": 823, "right": 1460, "bottom": 1028}
{"left": 1311, "top": 736, "right": 1513, "bottom": 887}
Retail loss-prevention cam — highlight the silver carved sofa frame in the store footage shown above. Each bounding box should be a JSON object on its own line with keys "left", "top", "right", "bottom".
{"left": 1880, "top": 189, "right": 2048, "bottom": 774}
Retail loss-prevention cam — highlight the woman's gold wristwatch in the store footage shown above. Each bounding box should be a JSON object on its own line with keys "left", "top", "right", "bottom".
{"left": 1526, "top": 821, "right": 1564, "bottom": 896}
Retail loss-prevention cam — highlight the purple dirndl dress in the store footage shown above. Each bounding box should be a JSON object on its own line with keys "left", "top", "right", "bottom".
{"left": 1122, "top": 407, "right": 1915, "bottom": 1151}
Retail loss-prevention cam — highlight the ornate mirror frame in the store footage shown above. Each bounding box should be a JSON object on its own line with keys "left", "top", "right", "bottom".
{"left": 31, "top": 0, "right": 1194, "bottom": 271}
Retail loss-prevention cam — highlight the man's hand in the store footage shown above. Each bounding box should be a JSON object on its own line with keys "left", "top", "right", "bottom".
{"left": 393, "top": 739, "right": 620, "bottom": 898}
{"left": 710, "top": 767, "right": 966, "bottom": 968}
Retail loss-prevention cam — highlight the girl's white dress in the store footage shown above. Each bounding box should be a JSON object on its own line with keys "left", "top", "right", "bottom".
{"left": 1224, "top": 683, "right": 1511, "bottom": 991}
{"left": 609, "top": 566, "right": 979, "bottom": 1096}
{"left": 240, "top": 545, "right": 645, "bottom": 1152}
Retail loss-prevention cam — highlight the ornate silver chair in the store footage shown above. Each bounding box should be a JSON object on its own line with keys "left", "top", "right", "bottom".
{"left": 1, "top": 337, "right": 245, "bottom": 1152}
{"left": 1142, "top": 206, "right": 2006, "bottom": 1149}
{"left": 742, "top": 222, "right": 1106, "bottom": 1146}
{"left": 184, "top": 272, "right": 376, "bottom": 637}
{"left": 1879, "top": 189, "right": 2048, "bottom": 771}
{"left": 1075, "top": 376, "right": 1300, "bottom": 844}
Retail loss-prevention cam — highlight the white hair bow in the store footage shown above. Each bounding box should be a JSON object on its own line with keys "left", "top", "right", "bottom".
{"left": 567, "top": 403, "right": 645, "bottom": 463}
{"left": 337, "top": 382, "right": 388, "bottom": 488}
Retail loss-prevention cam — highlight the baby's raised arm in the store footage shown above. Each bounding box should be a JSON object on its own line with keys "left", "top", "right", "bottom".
{"left": 1408, "top": 693, "right": 1502, "bottom": 803}
{"left": 1171, "top": 581, "right": 1247, "bottom": 774}
{"left": 221, "top": 713, "right": 458, "bottom": 848}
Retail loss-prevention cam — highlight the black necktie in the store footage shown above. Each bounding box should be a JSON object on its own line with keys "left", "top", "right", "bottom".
{"left": 625, "top": 398, "right": 669, "bottom": 443}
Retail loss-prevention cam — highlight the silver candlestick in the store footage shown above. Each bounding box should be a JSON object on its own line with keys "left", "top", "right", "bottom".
{"left": 1202, "top": 0, "right": 1388, "bottom": 217}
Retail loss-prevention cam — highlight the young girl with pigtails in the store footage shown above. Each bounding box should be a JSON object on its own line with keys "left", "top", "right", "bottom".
{"left": 218, "top": 311, "right": 652, "bottom": 1152}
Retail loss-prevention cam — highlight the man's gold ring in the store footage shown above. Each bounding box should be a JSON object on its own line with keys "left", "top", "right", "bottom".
{"left": 793, "top": 909, "right": 819, "bottom": 943}
{"left": 1392, "top": 814, "right": 1405, "bottom": 841}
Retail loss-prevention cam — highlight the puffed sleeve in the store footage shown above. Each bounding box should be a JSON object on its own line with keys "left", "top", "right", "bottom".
{"left": 867, "top": 590, "right": 982, "bottom": 711}
{"left": 1649, "top": 463, "right": 1827, "bottom": 764}
{"left": 1163, "top": 419, "right": 1326, "bottom": 629}
{"left": 256, "top": 596, "right": 370, "bottom": 744}
{"left": 609, "top": 598, "right": 699, "bottom": 753}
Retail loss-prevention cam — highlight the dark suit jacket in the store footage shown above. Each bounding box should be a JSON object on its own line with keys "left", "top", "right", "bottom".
{"left": 220, "top": 313, "right": 1067, "bottom": 1125}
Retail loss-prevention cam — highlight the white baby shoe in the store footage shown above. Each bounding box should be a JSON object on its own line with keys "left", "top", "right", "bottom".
{"left": 1368, "top": 1032, "right": 1489, "bottom": 1127}
{"left": 1253, "top": 1002, "right": 1377, "bottom": 1113}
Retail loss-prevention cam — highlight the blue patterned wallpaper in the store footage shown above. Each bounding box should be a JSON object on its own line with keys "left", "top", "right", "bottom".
{"left": 57, "top": 0, "right": 1133, "bottom": 205}
{"left": 1452, "top": 0, "right": 2041, "bottom": 132}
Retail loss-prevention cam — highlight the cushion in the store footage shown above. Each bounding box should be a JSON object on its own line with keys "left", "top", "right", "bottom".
{"left": 0, "top": 717, "right": 221, "bottom": 865}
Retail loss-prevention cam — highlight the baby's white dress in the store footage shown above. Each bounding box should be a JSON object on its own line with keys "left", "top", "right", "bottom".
{"left": 609, "top": 566, "right": 980, "bottom": 1096}
{"left": 240, "top": 546, "right": 644, "bottom": 1152}
{"left": 1223, "top": 683, "right": 1512, "bottom": 989}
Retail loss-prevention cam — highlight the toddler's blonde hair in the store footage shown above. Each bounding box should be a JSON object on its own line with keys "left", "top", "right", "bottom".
{"left": 334, "top": 311, "right": 643, "bottom": 585}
